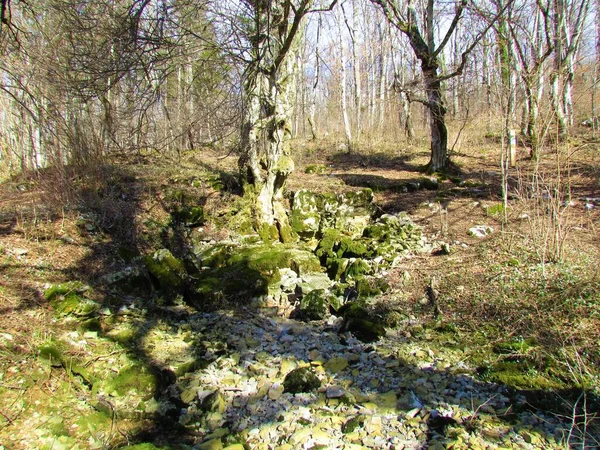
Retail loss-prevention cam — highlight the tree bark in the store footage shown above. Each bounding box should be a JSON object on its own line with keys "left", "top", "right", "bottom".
{"left": 423, "top": 68, "right": 448, "bottom": 172}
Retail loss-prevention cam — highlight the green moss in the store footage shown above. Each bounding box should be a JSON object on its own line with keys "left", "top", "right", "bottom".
{"left": 172, "top": 205, "right": 205, "bottom": 227}
{"left": 283, "top": 367, "right": 321, "bottom": 394}
{"left": 39, "top": 341, "right": 65, "bottom": 367}
{"left": 478, "top": 361, "right": 565, "bottom": 390}
{"left": 44, "top": 281, "right": 87, "bottom": 301}
{"left": 343, "top": 259, "right": 371, "bottom": 280}
{"left": 191, "top": 244, "right": 319, "bottom": 306}
{"left": 298, "top": 289, "right": 341, "bottom": 321}
{"left": 106, "top": 364, "right": 158, "bottom": 400}
{"left": 144, "top": 249, "right": 186, "bottom": 298}
{"left": 50, "top": 293, "right": 100, "bottom": 318}
{"left": 125, "top": 444, "right": 164, "bottom": 450}
{"left": 419, "top": 177, "right": 439, "bottom": 190}
{"left": 315, "top": 229, "right": 341, "bottom": 263}
{"left": 276, "top": 155, "right": 295, "bottom": 175}
{"left": 304, "top": 164, "right": 327, "bottom": 174}
{"left": 78, "top": 318, "right": 102, "bottom": 332}
{"left": 257, "top": 223, "right": 279, "bottom": 243}
{"left": 337, "top": 237, "right": 368, "bottom": 258}
{"left": 355, "top": 278, "right": 389, "bottom": 298}
{"left": 341, "top": 317, "right": 385, "bottom": 343}
{"left": 493, "top": 337, "right": 537, "bottom": 355}
{"left": 106, "top": 325, "right": 137, "bottom": 345}
{"left": 76, "top": 411, "right": 112, "bottom": 433}
{"left": 325, "top": 257, "right": 347, "bottom": 281}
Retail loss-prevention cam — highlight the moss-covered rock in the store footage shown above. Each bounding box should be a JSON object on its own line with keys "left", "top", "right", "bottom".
{"left": 44, "top": 283, "right": 100, "bottom": 318}
{"left": 43, "top": 281, "right": 87, "bottom": 301}
{"left": 290, "top": 190, "right": 322, "bottom": 239}
{"left": 104, "top": 364, "right": 158, "bottom": 400}
{"left": 144, "top": 249, "right": 186, "bottom": 298}
{"left": 355, "top": 277, "right": 390, "bottom": 299}
{"left": 290, "top": 189, "right": 375, "bottom": 239}
{"left": 51, "top": 293, "right": 101, "bottom": 318}
{"left": 189, "top": 244, "right": 320, "bottom": 307}
{"left": 340, "top": 317, "right": 386, "bottom": 343}
{"left": 101, "top": 266, "right": 153, "bottom": 296}
{"left": 283, "top": 367, "right": 321, "bottom": 394}
{"left": 297, "top": 289, "right": 341, "bottom": 321}
{"left": 343, "top": 258, "right": 371, "bottom": 280}
{"left": 304, "top": 164, "right": 327, "bottom": 174}
{"left": 171, "top": 205, "right": 205, "bottom": 227}
{"left": 338, "top": 302, "right": 386, "bottom": 343}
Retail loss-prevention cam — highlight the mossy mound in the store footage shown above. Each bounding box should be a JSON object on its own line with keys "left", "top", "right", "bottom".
{"left": 314, "top": 213, "right": 423, "bottom": 282}
{"left": 283, "top": 367, "right": 321, "bottom": 394}
{"left": 43, "top": 281, "right": 88, "bottom": 301}
{"left": 290, "top": 189, "right": 374, "bottom": 239}
{"left": 297, "top": 289, "right": 341, "bottom": 321}
{"left": 102, "top": 364, "right": 158, "bottom": 401}
{"left": 304, "top": 164, "right": 327, "bottom": 174}
{"left": 189, "top": 243, "right": 323, "bottom": 307}
{"left": 144, "top": 249, "right": 187, "bottom": 298}
{"left": 44, "top": 282, "right": 100, "bottom": 318}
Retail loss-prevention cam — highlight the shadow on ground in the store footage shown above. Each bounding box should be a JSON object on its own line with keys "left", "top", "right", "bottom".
{"left": 0, "top": 159, "right": 599, "bottom": 449}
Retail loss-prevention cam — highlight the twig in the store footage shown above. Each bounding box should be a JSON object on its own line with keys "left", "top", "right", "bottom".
{"left": 0, "top": 409, "right": 14, "bottom": 425}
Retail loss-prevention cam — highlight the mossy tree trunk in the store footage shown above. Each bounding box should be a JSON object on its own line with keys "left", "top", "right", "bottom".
{"left": 239, "top": 0, "right": 320, "bottom": 242}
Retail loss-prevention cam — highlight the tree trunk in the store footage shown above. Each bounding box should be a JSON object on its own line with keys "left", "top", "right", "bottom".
{"left": 424, "top": 68, "right": 448, "bottom": 172}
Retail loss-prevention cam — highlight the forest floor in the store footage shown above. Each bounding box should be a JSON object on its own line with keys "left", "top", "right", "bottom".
{"left": 0, "top": 128, "right": 599, "bottom": 449}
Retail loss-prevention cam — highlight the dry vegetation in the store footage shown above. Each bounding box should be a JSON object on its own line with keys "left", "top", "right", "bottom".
{"left": 0, "top": 124, "right": 599, "bottom": 447}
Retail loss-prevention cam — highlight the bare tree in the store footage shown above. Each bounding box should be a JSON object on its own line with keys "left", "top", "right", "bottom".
{"left": 370, "top": 0, "right": 509, "bottom": 172}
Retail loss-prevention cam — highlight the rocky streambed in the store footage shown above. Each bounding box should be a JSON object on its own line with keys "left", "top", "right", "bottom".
{"left": 3, "top": 187, "right": 596, "bottom": 449}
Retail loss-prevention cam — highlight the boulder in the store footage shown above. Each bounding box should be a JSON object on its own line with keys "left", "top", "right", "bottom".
{"left": 144, "top": 249, "right": 187, "bottom": 298}
{"left": 283, "top": 367, "right": 321, "bottom": 394}
{"left": 290, "top": 188, "right": 375, "bottom": 239}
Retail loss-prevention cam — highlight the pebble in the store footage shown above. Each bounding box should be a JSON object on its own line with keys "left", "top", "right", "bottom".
{"left": 128, "top": 309, "right": 576, "bottom": 450}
